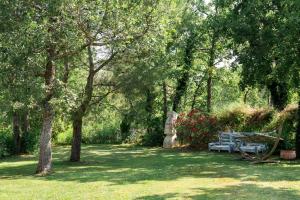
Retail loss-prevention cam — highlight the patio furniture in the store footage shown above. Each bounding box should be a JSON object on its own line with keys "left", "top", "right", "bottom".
{"left": 209, "top": 132, "right": 268, "bottom": 154}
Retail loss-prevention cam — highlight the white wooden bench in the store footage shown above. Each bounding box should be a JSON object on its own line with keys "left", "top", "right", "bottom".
{"left": 209, "top": 132, "right": 267, "bottom": 154}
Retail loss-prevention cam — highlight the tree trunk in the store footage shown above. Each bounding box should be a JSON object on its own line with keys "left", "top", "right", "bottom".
{"left": 145, "top": 87, "right": 154, "bottom": 135}
{"left": 120, "top": 114, "right": 131, "bottom": 141}
{"left": 20, "top": 110, "right": 30, "bottom": 153}
{"left": 267, "top": 81, "right": 288, "bottom": 111}
{"left": 191, "top": 83, "right": 201, "bottom": 110}
{"left": 207, "top": 31, "right": 216, "bottom": 113}
{"left": 36, "top": 40, "right": 56, "bottom": 174}
{"left": 63, "top": 56, "right": 69, "bottom": 86}
{"left": 70, "top": 45, "right": 95, "bottom": 162}
{"left": 296, "top": 99, "right": 300, "bottom": 159}
{"left": 243, "top": 88, "right": 250, "bottom": 104}
{"left": 36, "top": 102, "right": 54, "bottom": 174}
{"left": 12, "top": 111, "right": 21, "bottom": 155}
{"left": 162, "top": 81, "right": 168, "bottom": 128}
{"left": 172, "top": 31, "right": 195, "bottom": 112}
{"left": 206, "top": 76, "right": 212, "bottom": 113}
{"left": 70, "top": 114, "right": 83, "bottom": 162}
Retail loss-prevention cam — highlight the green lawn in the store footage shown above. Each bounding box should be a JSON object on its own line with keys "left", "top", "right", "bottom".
{"left": 1, "top": 145, "right": 300, "bottom": 200}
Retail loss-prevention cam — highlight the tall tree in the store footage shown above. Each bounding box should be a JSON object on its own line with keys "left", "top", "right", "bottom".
{"left": 223, "top": 0, "right": 300, "bottom": 156}
{"left": 68, "top": 0, "right": 159, "bottom": 161}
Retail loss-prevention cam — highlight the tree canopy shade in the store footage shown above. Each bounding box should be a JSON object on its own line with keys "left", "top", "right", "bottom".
{"left": 0, "top": 0, "right": 299, "bottom": 174}
{"left": 219, "top": 0, "right": 299, "bottom": 156}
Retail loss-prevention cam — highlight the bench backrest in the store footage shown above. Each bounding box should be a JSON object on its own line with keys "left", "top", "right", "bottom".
{"left": 219, "top": 132, "right": 243, "bottom": 145}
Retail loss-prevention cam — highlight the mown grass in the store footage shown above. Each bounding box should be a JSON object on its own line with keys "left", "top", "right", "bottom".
{"left": 1, "top": 145, "right": 300, "bottom": 200}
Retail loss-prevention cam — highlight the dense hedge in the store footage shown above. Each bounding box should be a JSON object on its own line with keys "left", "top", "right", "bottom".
{"left": 176, "top": 104, "right": 298, "bottom": 150}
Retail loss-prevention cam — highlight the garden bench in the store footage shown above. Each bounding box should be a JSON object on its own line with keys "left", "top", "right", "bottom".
{"left": 208, "top": 132, "right": 237, "bottom": 153}
{"left": 209, "top": 132, "right": 267, "bottom": 154}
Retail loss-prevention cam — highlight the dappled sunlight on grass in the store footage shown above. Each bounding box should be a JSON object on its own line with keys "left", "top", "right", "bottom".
{"left": 1, "top": 144, "right": 300, "bottom": 199}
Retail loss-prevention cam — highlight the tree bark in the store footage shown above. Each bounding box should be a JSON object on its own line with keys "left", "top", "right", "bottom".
{"left": 70, "top": 114, "right": 83, "bottom": 162}
{"left": 12, "top": 111, "right": 21, "bottom": 155}
{"left": 36, "top": 102, "right": 54, "bottom": 174}
{"left": 191, "top": 81, "right": 202, "bottom": 110}
{"left": 63, "top": 56, "right": 69, "bottom": 86}
{"left": 243, "top": 88, "right": 250, "bottom": 104}
{"left": 120, "top": 114, "right": 131, "bottom": 141}
{"left": 296, "top": 99, "right": 300, "bottom": 159}
{"left": 162, "top": 81, "right": 168, "bottom": 128}
{"left": 20, "top": 110, "right": 30, "bottom": 153}
{"left": 207, "top": 31, "right": 216, "bottom": 113}
{"left": 70, "top": 45, "right": 95, "bottom": 162}
{"left": 36, "top": 42, "right": 56, "bottom": 174}
{"left": 267, "top": 81, "right": 288, "bottom": 111}
{"left": 172, "top": 32, "right": 195, "bottom": 112}
{"left": 145, "top": 87, "right": 154, "bottom": 135}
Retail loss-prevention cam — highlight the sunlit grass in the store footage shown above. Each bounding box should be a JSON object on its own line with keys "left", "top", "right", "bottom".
{"left": 1, "top": 145, "right": 300, "bottom": 199}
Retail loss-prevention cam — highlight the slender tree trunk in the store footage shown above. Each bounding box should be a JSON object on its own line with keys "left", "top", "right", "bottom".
{"left": 296, "top": 98, "right": 300, "bottom": 159}
{"left": 191, "top": 81, "right": 202, "bottom": 110}
{"left": 207, "top": 32, "right": 216, "bottom": 113}
{"left": 20, "top": 110, "right": 30, "bottom": 153}
{"left": 145, "top": 87, "right": 154, "bottom": 135}
{"left": 120, "top": 114, "right": 131, "bottom": 141}
{"left": 12, "top": 111, "right": 21, "bottom": 155}
{"left": 162, "top": 81, "right": 168, "bottom": 128}
{"left": 70, "top": 114, "right": 83, "bottom": 162}
{"left": 267, "top": 81, "right": 288, "bottom": 111}
{"left": 243, "top": 88, "right": 250, "bottom": 104}
{"left": 70, "top": 45, "right": 95, "bottom": 162}
{"left": 63, "top": 56, "right": 69, "bottom": 86}
{"left": 173, "top": 32, "right": 195, "bottom": 112}
{"left": 36, "top": 43, "right": 56, "bottom": 174}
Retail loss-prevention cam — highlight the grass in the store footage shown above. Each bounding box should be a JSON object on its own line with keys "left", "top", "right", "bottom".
{"left": 1, "top": 145, "right": 300, "bottom": 200}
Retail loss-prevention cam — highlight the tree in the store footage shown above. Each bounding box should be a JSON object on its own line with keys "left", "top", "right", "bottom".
{"left": 223, "top": 0, "right": 300, "bottom": 156}
{"left": 68, "top": 0, "right": 160, "bottom": 161}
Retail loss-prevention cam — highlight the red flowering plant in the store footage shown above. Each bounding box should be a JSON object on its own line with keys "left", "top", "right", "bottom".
{"left": 175, "top": 109, "right": 219, "bottom": 148}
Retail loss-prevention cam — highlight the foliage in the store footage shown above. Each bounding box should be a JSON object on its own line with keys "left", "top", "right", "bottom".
{"left": 82, "top": 126, "right": 121, "bottom": 145}
{"left": 176, "top": 104, "right": 298, "bottom": 150}
{"left": 0, "top": 0, "right": 299, "bottom": 165}
{"left": 176, "top": 109, "right": 219, "bottom": 148}
{"left": 0, "top": 127, "right": 14, "bottom": 158}
{"left": 141, "top": 117, "right": 164, "bottom": 146}
{"left": 217, "top": 104, "right": 275, "bottom": 132}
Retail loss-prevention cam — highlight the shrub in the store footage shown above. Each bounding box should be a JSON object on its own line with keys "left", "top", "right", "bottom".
{"left": 176, "top": 109, "right": 219, "bottom": 149}
{"left": 142, "top": 117, "right": 164, "bottom": 146}
{"left": 21, "top": 129, "right": 39, "bottom": 153}
{"left": 217, "top": 104, "right": 275, "bottom": 131}
{"left": 175, "top": 104, "right": 298, "bottom": 150}
{"left": 55, "top": 126, "right": 73, "bottom": 145}
{"left": 0, "top": 127, "right": 14, "bottom": 158}
{"left": 83, "top": 126, "right": 121, "bottom": 144}
{"left": 277, "top": 105, "right": 298, "bottom": 150}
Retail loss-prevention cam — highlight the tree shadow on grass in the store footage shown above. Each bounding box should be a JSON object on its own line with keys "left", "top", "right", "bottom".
{"left": 134, "top": 193, "right": 178, "bottom": 200}
{"left": 189, "top": 183, "right": 300, "bottom": 200}
{"left": 134, "top": 184, "right": 300, "bottom": 200}
{"left": 1, "top": 145, "right": 300, "bottom": 186}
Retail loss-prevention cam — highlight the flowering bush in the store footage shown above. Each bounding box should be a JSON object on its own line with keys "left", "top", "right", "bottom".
{"left": 175, "top": 109, "right": 219, "bottom": 148}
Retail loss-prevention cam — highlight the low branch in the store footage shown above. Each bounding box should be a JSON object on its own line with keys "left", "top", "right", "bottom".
{"left": 94, "top": 51, "right": 119, "bottom": 73}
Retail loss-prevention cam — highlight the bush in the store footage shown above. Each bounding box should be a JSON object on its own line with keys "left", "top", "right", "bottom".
{"left": 217, "top": 104, "right": 275, "bottom": 132}
{"left": 0, "top": 128, "right": 14, "bottom": 158}
{"left": 277, "top": 105, "right": 298, "bottom": 150}
{"left": 142, "top": 117, "right": 164, "bottom": 147}
{"left": 55, "top": 126, "right": 73, "bottom": 145}
{"left": 21, "top": 129, "right": 39, "bottom": 153}
{"left": 176, "top": 104, "right": 298, "bottom": 150}
{"left": 83, "top": 125, "right": 121, "bottom": 144}
{"left": 176, "top": 109, "right": 219, "bottom": 149}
